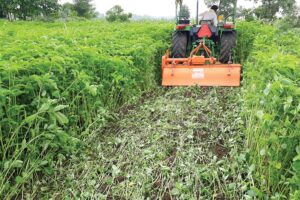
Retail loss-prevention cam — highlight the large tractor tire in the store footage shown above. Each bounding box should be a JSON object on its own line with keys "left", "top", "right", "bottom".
{"left": 219, "top": 32, "right": 237, "bottom": 64}
{"left": 171, "top": 31, "right": 188, "bottom": 58}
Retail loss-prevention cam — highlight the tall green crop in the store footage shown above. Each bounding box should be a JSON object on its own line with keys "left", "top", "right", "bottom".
{"left": 239, "top": 22, "right": 300, "bottom": 198}
{"left": 0, "top": 20, "right": 172, "bottom": 198}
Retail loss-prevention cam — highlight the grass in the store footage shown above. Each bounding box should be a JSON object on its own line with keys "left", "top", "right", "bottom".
{"left": 26, "top": 86, "right": 250, "bottom": 199}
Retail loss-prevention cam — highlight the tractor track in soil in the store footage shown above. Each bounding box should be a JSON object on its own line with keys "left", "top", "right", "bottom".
{"left": 34, "top": 87, "right": 245, "bottom": 199}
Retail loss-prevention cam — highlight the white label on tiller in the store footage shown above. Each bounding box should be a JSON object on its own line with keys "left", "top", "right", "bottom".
{"left": 192, "top": 68, "right": 205, "bottom": 79}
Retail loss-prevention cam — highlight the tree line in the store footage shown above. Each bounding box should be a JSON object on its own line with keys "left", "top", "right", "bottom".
{"left": 177, "top": 0, "right": 299, "bottom": 23}
{"left": 0, "top": 0, "right": 96, "bottom": 21}
{"left": 0, "top": 0, "right": 299, "bottom": 23}
{"left": 204, "top": 0, "right": 299, "bottom": 22}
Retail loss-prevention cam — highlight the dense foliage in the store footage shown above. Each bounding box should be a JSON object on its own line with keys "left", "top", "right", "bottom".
{"left": 251, "top": 0, "right": 297, "bottom": 21}
{"left": 0, "top": 0, "right": 60, "bottom": 20}
{"left": 106, "top": 5, "right": 132, "bottom": 22}
{"left": 238, "top": 21, "right": 300, "bottom": 198}
{"left": 72, "top": 0, "right": 96, "bottom": 18}
{"left": 0, "top": 20, "right": 172, "bottom": 198}
{"left": 0, "top": 0, "right": 97, "bottom": 20}
{"left": 204, "top": 0, "right": 238, "bottom": 19}
{"left": 179, "top": 4, "right": 190, "bottom": 19}
{"left": 205, "top": 0, "right": 299, "bottom": 21}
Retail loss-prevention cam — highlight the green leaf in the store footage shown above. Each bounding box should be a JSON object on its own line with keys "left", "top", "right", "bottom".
{"left": 4, "top": 161, "right": 10, "bottom": 170}
{"left": 40, "top": 160, "right": 48, "bottom": 166}
{"left": 284, "top": 96, "right": 293, "bottom": 112}
{"left": 292, "top": 160, "right": 300, "bottom": 171}
{"left": 53, "top": 105, "right": 69, "bottom": 112}
{"left": 4, "top": 160, "right": 24, "bottom": 170}
{"left": 39, "top": 102, "right": 51, "bottom": 112}
{"left": 21, "top": 139, "right": 27, "bottom": 149}
{"left": 263, "top": 83, "right": 271, "bottom": 96}
{"left": 249, "top": 164, "right": 255, "bottom": 173}
{"left": 269, "top": 133, "right": 278, "bottom": 143}
{"left": 87, "top": 85, "right": 98, "bottom": 96}
{"left": 274, "top": 162, "right": 282, "bottom": 169}
{"left": 293, "top": 155, "right": 300, "bottom": 162}
{"left": 260, "top": 149, "right": 266, "bottom": 156}
{"left": 12, "top": 160, "right": 24, "bottom": 168}
{"left": 256, "top": 110, "right": 264, "bottom": 120}
{"left": 247, "top": 186, "right": 264, "bottom": 198}
{"left": 112, "top": 165, "right": 120, "bottom": 176}
{"left": 24, "top": 114, "right": 38, "bottom": 124}
{"left": 15, "top": 176, "right": 25, "bottom": 184}
{"left": 171, "top": 187, "right": 180, "bottom": 195}
{"left": 53, "top": 112, "right": 69, "bottom": 125}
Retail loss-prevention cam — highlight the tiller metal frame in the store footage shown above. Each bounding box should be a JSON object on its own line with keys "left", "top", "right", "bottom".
{"left": 161, "top": 42, "right": 241, "bottom": 86}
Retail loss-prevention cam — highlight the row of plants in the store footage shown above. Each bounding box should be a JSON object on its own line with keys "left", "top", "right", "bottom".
{"left": 0, "top": 20, "right": 172, "bottom": 198}
{"left": 238, "top": 22, "right": 300, "bottom": 198}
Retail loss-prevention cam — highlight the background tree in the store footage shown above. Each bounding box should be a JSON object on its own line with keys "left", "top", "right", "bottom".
{"left": 175, "top": 0, "right": 183, "bottom": 18}
{"left": 0, "top": 2, "right": 5, "bottom": 18}
{"left": 179, "top": 4, "right": 190, "bottom": 18}
{"left": 204, "top": 0, "right": 237, "bottom": 20}
{"left": 204, "top": 0, "right": 297, "bottom": 22}
{"left": 73, "top": 0, "right": 96, "bottom": 18}
{"left": 0, "top": 0, "right": 59, "bottom": 20}
{"left": 106, "top": 5, "right": 132, "bottom": 22}
{"left": 0, "top": 0, "right": 18, "bottom": 20}
{"left": 37, "top": 0, "right": 60, "bottom": 19}
{"left": 251, "top": 0, "right": 296, "bottom": 21}
{"left": 60, "top": 2, "right": 76, "bottom": 19}
{"left": 236, "top": 7, "right": 255, "bottom": 21}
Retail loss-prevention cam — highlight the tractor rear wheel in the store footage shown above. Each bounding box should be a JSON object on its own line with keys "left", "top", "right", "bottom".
{"left": 171, "top": 31, "right": 188, "bottom": 58}
{"left": 219, "top": 32, "right": 237, "bottom": 64}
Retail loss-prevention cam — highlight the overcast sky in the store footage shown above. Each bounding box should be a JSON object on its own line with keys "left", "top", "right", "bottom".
{"left": 59, "top": 0, "right": 300, "bottom": 17}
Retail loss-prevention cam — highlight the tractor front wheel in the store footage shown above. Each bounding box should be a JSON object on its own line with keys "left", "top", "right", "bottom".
{"left": 219, "top": 32, "right": 237, "bottom": 64}
{"left": 171, "top": 31, "right": 188, "bottom": 58}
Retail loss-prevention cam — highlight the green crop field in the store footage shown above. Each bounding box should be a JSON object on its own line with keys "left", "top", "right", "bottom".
{"left": 0, "top": 20, "right": 299, "bottom": 199}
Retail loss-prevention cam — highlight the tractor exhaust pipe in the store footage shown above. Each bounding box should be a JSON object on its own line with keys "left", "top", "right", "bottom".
{"left": 196, "top": 0, "right": 199, "bottom": 25}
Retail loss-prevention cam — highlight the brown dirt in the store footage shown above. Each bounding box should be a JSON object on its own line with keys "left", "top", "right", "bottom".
{"left": 114, "top": 176, "right": 127, "bottom": 184}
{"left": 213, "top": 141, "right": 229, "bottom": 159}
{"left": 162, "top": 191, "right": 172, "bottom": 200}
{"left": 166, "top": 146, "right": 177, "bottom": 167}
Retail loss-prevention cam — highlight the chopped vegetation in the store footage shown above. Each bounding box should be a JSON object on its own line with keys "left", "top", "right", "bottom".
{"left": 30, "top": 87, "right": 246, "bottom": 199}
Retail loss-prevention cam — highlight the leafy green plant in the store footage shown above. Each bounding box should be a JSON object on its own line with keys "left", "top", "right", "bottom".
{"left": 0, "top": 20, "right": 172, "bottom": 198}
{"left": 240, "top": 22, "right": 300, "bottom": 198}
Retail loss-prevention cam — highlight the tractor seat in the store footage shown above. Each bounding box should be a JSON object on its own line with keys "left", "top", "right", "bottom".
{"left": 199, "top": 20, "right": 214, "bottom": 25}
{"left": 178, "top": 18, "right": 190, "bottom": 24}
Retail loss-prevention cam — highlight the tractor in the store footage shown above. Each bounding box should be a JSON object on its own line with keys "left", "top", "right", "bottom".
{"left": 162, "top": 0, "right": 242, "bottom": 86}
